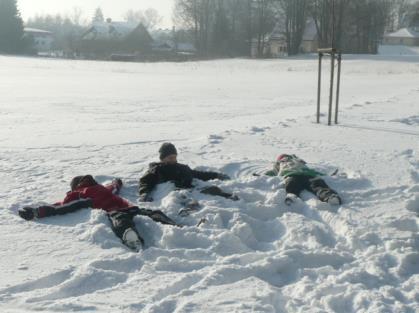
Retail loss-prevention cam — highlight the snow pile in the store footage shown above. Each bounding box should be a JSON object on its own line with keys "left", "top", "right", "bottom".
{"left": 0, "top": 55, "right": 418, "bottom": 312}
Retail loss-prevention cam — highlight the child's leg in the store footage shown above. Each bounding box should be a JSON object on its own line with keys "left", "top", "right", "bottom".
{"left": 308, "top": 177, "right": 341, "bottom": 204}
{"left": 284, "top": 176, "right": 309, "bottom": 198}
{"left": 200, "top": 186, "right": 238, "bottom": 200}
{"left": 108, "top": 212, "right": 144, "bottom": 246}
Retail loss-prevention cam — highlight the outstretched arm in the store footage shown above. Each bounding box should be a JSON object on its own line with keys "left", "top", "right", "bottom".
{"left": 192, "top": 169, "right": 230, "bottom": 181}
{"left": 139, "top": 171, "right": 158, "bottom": 201}
{"left": 19, "top": 197, "right": 93, "bottom": 220}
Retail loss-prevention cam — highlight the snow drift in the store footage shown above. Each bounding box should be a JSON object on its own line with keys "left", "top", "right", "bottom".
{"left": 0, "top": 55, "right": 418, "bottom": 312}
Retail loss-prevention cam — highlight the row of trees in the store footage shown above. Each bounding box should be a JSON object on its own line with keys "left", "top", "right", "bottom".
{"left": 25, "top": 7, "right": 164, "bottom": 53}
{"left": 2, "top": 0, "right": 419, "bottom": 57}
{"left": 0, "top": 2, "right": 164, "bottom": 55}
{"left": 174, "top": 0, "right": 419, "bottom": 57}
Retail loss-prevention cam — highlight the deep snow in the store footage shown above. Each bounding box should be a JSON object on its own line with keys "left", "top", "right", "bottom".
{"left": 0, "top": 54, "right": 418, "bottom": 313}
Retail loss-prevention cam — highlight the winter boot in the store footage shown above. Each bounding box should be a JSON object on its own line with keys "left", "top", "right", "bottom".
{"left": 327, "top": 194, "right": 342, "bottom": 205}
{"left": 285, "top": 193, "right": 298, "bottom": 206}
{"left": 122, "top": 228, "right": 144, "bottom": 251}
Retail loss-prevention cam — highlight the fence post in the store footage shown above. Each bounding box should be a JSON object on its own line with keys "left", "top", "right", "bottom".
{"left": 335, "top": 53, "right": 342, "bottom": 124}
{"left": 328, "top": 51, "right": 335, "bottom": 126}
{"left": 317, "top": 52, "right": 323, "bottom": 124}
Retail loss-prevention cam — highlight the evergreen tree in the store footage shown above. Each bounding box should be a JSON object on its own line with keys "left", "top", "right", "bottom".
{"left": 0, "top": 0, "right": 25, "bottom": 53}
{"left": 93, "top": 7, "right": 105, "bottom": 23}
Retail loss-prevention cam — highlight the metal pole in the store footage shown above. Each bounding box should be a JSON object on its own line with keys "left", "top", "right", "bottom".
{"left": 331, "top": 0, "right": 336, "bottom": 50}
{"left": 328, "top": 52, "right": 335, "bottom": 126}
{"left": 335, "top": 53, "right": 342, "bottom": 124}
{"left": 317, "top": 52, "right": 323, "bottom": 123}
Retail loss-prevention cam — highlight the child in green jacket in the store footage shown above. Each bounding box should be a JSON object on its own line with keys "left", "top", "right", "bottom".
{"left": 266, "top": 154, "right": 342, "bottom": 205}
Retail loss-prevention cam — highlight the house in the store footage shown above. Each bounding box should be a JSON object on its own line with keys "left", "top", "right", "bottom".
{"left": 267, "top": 25, "right": 288, "bottom": 57}
{"left": 301, "top": 19, "right": 319, "bottom": 53}
{"left": 151, "top": 41, "right": 173, "bottom": 53}
{"left": 152, "top": 40, "right": 197, "bottom": 55}
{"left": 24, "top": 28, "right": 54, "bottom": 53}
{"left": 382, "top": 27, "right": 419, "bottom": 46}
{"left": 251, "top": 19, "right": 320, "bottom": 58}
{"left": 251, "top": 24, "right": 287, "bottom": 58}
{"left": 79, "top": 20, "right": 153, "bottom": 59}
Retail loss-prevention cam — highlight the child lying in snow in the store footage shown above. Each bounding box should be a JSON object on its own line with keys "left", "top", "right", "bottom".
{"left": 139, "top": 142, "right": 238, "bottom": 202}
{"left": 265, "top": 154, "right": 342, "bottom": 205}
{"left": 18, "top": 175, "right": 179, "bottom": 251}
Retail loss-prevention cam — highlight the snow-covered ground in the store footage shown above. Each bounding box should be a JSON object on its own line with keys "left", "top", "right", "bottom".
{"left": 0, "top": 55, "right": 418, "bottom": 313}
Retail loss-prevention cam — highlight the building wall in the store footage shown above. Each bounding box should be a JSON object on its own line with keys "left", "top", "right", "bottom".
{"left": 251, "top": 40, "right": 287, "bottom": 58}
{"left": 33, "top": 34, "right": 54, "bottom": 52}
{"left": 383, "top": 37, "right": 419, "bottom": 46}
{"left": 269, "top": 41, "right": 287, "bottom": 57}
{"left": 301, "top": 40, "right": 318, "bottom": 53}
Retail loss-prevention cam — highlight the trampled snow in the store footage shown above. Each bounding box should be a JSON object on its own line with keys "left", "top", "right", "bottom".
{"left": 0, "top": 55, "right": 418, "bottom": 312}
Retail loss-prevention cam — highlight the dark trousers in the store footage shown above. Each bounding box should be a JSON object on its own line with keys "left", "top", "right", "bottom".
{"left": 284, "top": 176, "right": 338, "bottom": 202}
{"left": 108, "top": 207, "right": 178, "bottom": 245}
{"left": 108, "top": 210, "right": 144, "bottom": 244}
{"left": 37, "top": 202, "right": 177, "bottom": 246}
{"left": 200, "top": 186, "right": 233, "bottom": 199}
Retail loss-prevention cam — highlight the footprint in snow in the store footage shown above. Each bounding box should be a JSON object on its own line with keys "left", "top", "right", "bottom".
{"left": 249, "top": 126, "right": 270, "bottom": 134}
{"left": 208, "top": 134, "right": 224, "bottom": 144}
{"left": 406, "top": 196, "right": 419, "bottom": 214}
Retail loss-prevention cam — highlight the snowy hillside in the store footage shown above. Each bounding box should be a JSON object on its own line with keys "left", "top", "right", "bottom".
{"left": 0, "top": 55, "right": 418, "bottom": 313}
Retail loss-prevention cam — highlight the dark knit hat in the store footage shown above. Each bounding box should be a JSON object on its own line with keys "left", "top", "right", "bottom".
{"left": 159, "top": 142, "right": 177, "bottom": 160}
{"left": 70, "top": 175, "right": 97, "bottom": 191}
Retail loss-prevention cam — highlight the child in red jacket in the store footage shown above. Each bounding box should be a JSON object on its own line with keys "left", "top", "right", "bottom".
{"left": 18, "top": 175, "right": 178, "bottom": 251}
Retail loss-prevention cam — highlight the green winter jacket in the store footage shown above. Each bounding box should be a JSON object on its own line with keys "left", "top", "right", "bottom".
{"left": 265, "top": 154, "right": 324, "bottom": 178}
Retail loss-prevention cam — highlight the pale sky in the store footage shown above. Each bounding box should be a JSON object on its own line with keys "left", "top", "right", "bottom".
{"left": 18, "top": 0, "right": 175, "bottom": 28}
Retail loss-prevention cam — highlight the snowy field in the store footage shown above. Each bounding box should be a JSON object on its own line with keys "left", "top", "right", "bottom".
{"left": 0, "top": 54, "right": 418, "bottom": 313}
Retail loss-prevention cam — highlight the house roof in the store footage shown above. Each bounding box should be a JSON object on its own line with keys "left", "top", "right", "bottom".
{"left": 152, "top": 40, "right": 197, "bottom": 52}
{"left": 24, "top": 28, "right": 52, "bottom": 35}
{"left": 302, "top": 19, "right": 317, "bottom": 41}
{"left": 82, "top": 21, "right": 140, "bottom": 40}
{"left": 269, "top": 23, "right": 286, "bottom": 41}
{"left": 265, "top": 19, "right": 318, "bottom": 43}
{"left": 385, "top": 28, "right": 419, "bottom": 39}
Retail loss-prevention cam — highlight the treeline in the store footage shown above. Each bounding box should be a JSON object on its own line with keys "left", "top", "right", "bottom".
{"left": 2, "top": 0, "right": 419, "bottom": 57}
{"left": 174, "top": 0, "right": 419, "bottom": 57}
{"left": 25, "top": 8, "right": 86, "bottom": 53}
{"left": 0, "top": 1, "right": 164, "bottom": 55}
{"left": 25, "top": 7, "right": 163, "bottom": 53}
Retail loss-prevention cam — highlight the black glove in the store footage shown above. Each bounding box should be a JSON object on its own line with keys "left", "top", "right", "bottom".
{"left": 217, "top": 173, "right": 230, "bottom": 181}
{"left": 139, "top": 194, "right": 153, "bottom": 202}
{"left": 18, "top": 207, "right": 37, "bottom": 221}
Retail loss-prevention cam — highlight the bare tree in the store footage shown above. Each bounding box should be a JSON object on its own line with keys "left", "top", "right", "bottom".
{"left": 279, "top": 0, "right": 308, "bottom": 55}
{"left": 173, "top": 0, "right": 214, "bottom": 55}
{"left": 124, "top": 8, "right": 163, "bottom": 30}
{"left": 408, "top": 1, "right": 419, "bottom": 26}
{"left": 250, "top": 0, "right": 278, "bottom": 57}
{"left": 70, "top": 7, "right": 86, "bottom": 26}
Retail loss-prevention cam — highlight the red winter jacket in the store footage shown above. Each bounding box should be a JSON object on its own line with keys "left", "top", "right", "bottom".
{"left": 55, "top": 181, "right": 132, "bottom": 213}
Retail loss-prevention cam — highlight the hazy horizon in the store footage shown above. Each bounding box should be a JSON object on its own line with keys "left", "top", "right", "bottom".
{"left": 18, "top": 0, "right": 174, "bottom": 28}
